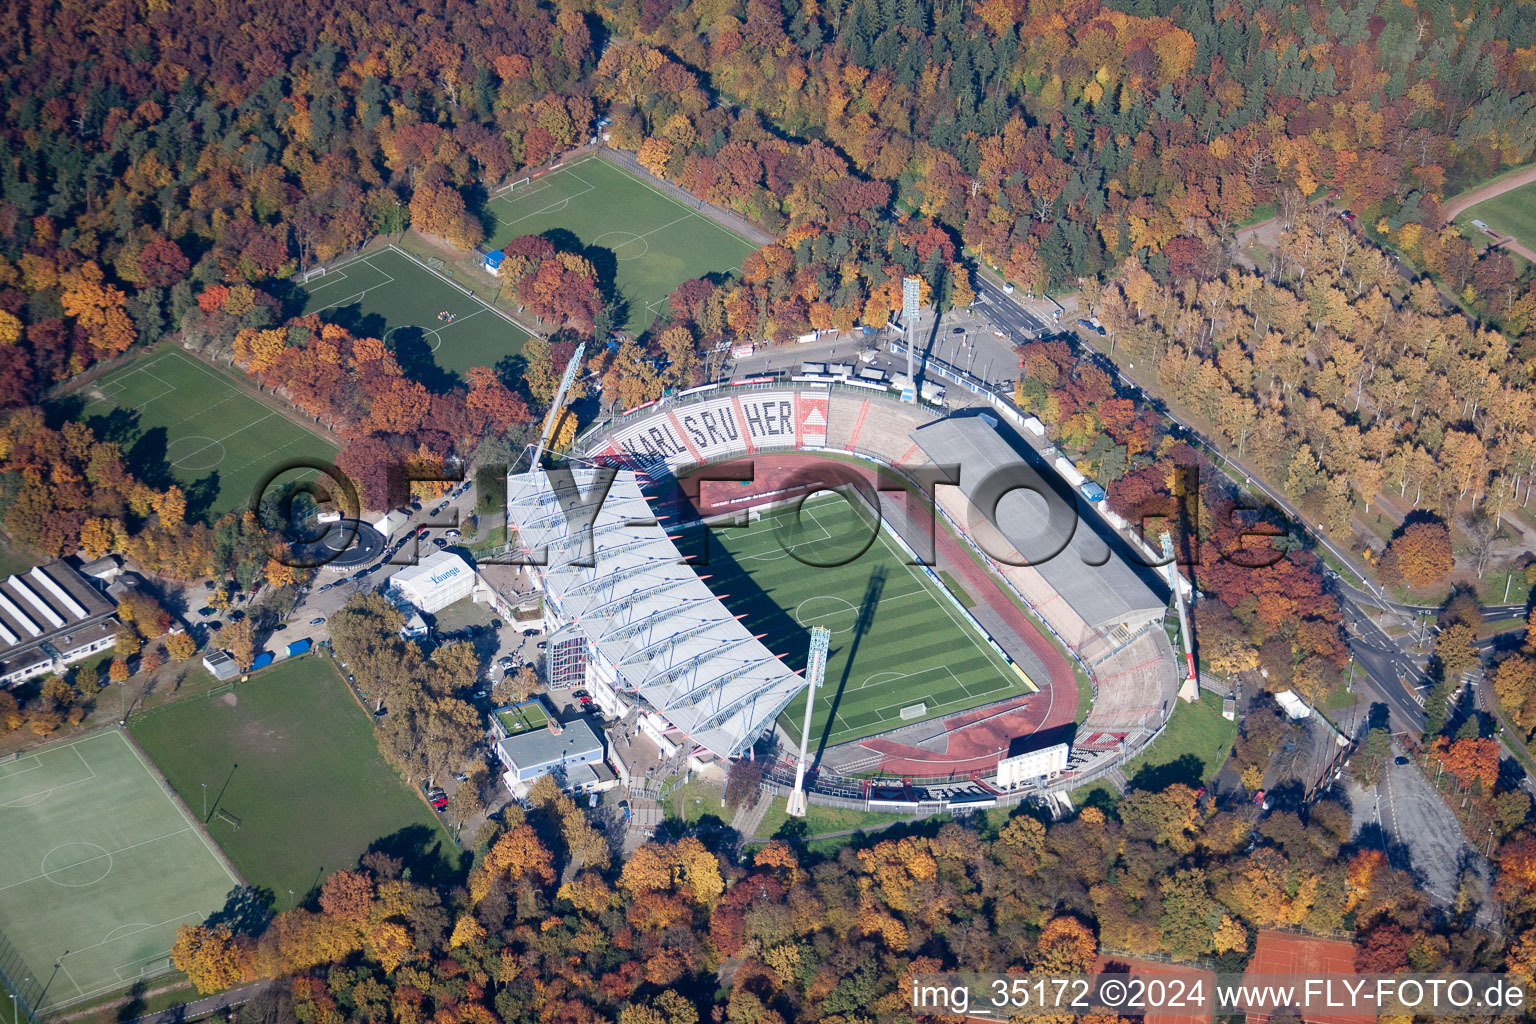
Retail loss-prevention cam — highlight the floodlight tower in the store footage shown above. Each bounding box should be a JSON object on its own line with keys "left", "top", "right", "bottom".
{"left": 786, "top": 625, "right": 832, "bottom": 817}
{"left": 1160, "top": 531, "right": 1199, "bottom": 702}
{"left": 902, "top": 276, "right": 921, "bottom": 403}
{"left": 529, "top": 341, "right": 587, "bottom": 467}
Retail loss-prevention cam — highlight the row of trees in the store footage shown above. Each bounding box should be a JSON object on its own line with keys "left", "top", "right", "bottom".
{"left": 171, "top": 760, "right": 1535, "bottom": 1024}
{"left": 220, "top": 313, "right": 532, "bottom": 508}
{"left": 1077, "top": 225, "right": 1535, "bottom": 569}
{"left": 1008, "top": 335, "right": 1350, "bottom": 704}
{"left": 327, "top": 593, "right": 494, "bottom": 820}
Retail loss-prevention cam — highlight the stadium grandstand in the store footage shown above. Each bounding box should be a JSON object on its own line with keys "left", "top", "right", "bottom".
{"left": 505, "top": 465, "right": 807, "bottom": 760}
{"left": 580, "top": 384, "right": 1184, "bottom": 792}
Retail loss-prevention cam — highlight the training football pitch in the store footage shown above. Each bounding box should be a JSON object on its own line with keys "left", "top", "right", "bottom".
{"left": 0, "top": 731, "right": 238, "bottom": 1012}
{"left": 72, "top": 347, "right": 337, "bottom": 522}
{"left": 689, "top": 497, "right": 1031, "bottom": 750}
{"left": 485, "top": 157, "right": 757, "bottom": 332}
{"left": 1458, "top": 180, "right": 1536, "bottom": 259}
{"left": 129, "top": 658, "right": 459, "bottom": 908}
{"left": 299, "top": 245, "right": 531, "bottom": 386}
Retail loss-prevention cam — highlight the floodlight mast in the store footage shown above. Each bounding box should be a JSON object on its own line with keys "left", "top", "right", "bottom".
{"left": 529, "top": 341, "right": 587, "bottom": 467}
{"left": 786, "top": 625, "right": 832, "bottom": 817}
{"left": 902, "top": 276, "right": 921, "bottom": 403}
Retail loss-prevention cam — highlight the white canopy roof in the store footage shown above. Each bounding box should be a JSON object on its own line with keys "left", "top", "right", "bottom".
{"left": 506, "top": 467, "right": 805, "bottom": 758}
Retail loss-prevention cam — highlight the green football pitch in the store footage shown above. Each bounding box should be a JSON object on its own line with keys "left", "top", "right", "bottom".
{"left": 1458, "top": 180, "right": 1536, "bottom": 259}
{"left": 73, "top": 347, "right": 338, "bottom": 522}
{"left": 0, "top": 730, "right": 239, "bottom": 1012}
{"left": 690, "top": 496, "right": 1031, "bottom": 750}
{"left": 129, "top": 658, "right": 459, "bottom": 908}
{"left": 485, "top": 157, "right": 757, "bottom": 332}
{"left": 299, "top": 245, "right": 531, "bottom": 387}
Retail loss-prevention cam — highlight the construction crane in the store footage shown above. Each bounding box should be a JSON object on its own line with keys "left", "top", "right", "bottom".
{"left": 786, "top": 625, "right": 832, "bottom": 817}
{"left": 528, "top": 341, "right": 586, "bottom": 468}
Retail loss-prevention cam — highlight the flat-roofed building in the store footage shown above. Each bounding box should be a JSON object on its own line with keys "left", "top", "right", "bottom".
{"left": 0, "top": 561, "right": 118, "bottom": 688}
{"left": 389, "top": 551, "right": 476, "bottom": 615}
{"left": 496, "top": 716, "right": 606, "bottom": 789}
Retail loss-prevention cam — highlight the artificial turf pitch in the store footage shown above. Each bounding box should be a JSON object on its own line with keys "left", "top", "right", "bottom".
{"left": 299, "top": 245, "right": 531, "bottom": 385}
{"left": 686, "top": 496, "right": 1030, "bottom": 750}
{"left": 0, "top": 730, "right": 238, "bottom": 1012}
{"left": 485, "top": 157, "right": 757, "bottom": 332}
{"left": 73, "top": 346, "right": 338, "bottom": 522}
{"left": 129, "top": 658, "right": 458, "bottom": 910}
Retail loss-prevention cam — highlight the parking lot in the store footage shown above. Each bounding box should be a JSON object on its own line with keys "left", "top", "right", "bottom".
{"left": 1346, "top": 751, "right": 1493, "bottom": 921}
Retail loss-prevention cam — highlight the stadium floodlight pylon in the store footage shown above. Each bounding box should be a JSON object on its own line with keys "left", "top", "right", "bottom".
{"left": 786, "top": 625, "right": 832, "bottom": 817}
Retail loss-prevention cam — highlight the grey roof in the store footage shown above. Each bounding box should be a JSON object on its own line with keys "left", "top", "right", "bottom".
{"left": 0, "top": 561, "right": 114, "bottom": 663}
{"left": 506, "top": 466, "right": 806, "bottom": 758}
{"left": 498, "top": 716, "right": 605, "bottom": 772}
{"left": 910, "top": 415, "right": 1169, "bottom": 633}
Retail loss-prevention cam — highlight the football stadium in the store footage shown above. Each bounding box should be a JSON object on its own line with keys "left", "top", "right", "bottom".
{"left": 503, "top": 385, "right": 1188, "bottom": 805}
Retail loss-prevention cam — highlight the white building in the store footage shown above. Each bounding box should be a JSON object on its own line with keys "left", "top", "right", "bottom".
{"left": 373, "top": 509, "right": 412, "bottom": 538}
{"left": 388, "top": 551, "right": 477, "bottom": 615}
{"left": 505, "top": 466, "right": 806, "bottom": 759}
{"left": 496, "top": 717, "right": 606, "bottom": 790}
{"left": 0, "top": 562, "right": 119, "bottom": 688}
{"left": 995, "top": 743, "right": 1070, "bottom": 788}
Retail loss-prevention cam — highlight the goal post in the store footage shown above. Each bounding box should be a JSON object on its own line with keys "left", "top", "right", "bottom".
{"left": 492, "top": 176, "right": 531, "bottom": 198}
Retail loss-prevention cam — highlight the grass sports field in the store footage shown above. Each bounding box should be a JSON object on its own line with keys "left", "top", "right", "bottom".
{"left": 70, "top": 346, "right": 338, "bottom": 522}
{"left": 1457, "top": 180, "right": 1536, "bottom": 261}
{"left": 485, "top": 157, "right": 756, "bottom": 332}
{"left": 299, "top": 245, "right": 530, "bottom": 389}
{"left": 690, "top": 495, "right": 1030, "bottom": 750}
{"left": 129, "top": 658, "right": 459, "bottom": 907}
{"left": 0, "top": 731, "right": 238, "bottom": 1012}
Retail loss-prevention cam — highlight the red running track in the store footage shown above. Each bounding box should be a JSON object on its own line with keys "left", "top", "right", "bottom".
{"left": 684, "top": 453, "right": 1079, "bottom": 776}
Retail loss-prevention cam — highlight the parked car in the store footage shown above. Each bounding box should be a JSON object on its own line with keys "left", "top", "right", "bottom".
{"left": 310, "top": 616, "right": 327, "bottom": 625}
{"left": 271, "top": 624, "right": 287, "bottom": 632}
{"left": 452, "top": 772, "right": 469, "bottom": 782}
{"left": 1395, "top": 756, "right": 1410, "bottom": 766}
{"left": 1340, "top": 209, "right": 1356, "bottom": 221}
{"left": 498, "top": 656, "right": 515, "bottom": 668}
{"left": 536, "top": 641, "right": 547, "bottom": 650}
{"left": 472, "top": 689, "right": 488, "bottom": 700}
{"left": 411, "top": 499, "right": 423, "bottom": 511}
{"left": 433, "top": 538, "right": 448, "bottom": 547}
{"left": 430, "top": 502, "right": 448, "bottom": 515}
{"left": 523, "top": 628, "right": 539, "bottom": 637}
{"left": 426, "top": 787, "right": 446, "bottom": 799}
{"left": 430, "top": 796, "right": 448, "bottom": 811}
{"left": 578, "top": 695, "right": 593, "bottom": 706}
{"left": 198, "top": 606, "right": 215, "bottom": 617}
{"left": 318, "top": 583, "right": 333, "bottom": 592}
{"left": 445, "top": 529, "right": 461, "bottom": 538}
{"left": 572, "top": 689, "right": 591, "bottom": 699}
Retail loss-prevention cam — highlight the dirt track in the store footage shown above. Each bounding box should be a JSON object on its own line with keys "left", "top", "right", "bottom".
{"left": 1439, "top": 164, "right": 1536, "bottom": 221}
